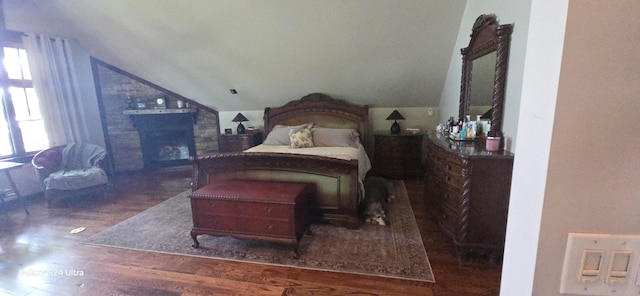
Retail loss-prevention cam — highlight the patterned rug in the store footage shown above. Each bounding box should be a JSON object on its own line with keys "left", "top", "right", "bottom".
{"left": 84, "top": 180, "right": 434, "bottom": 282}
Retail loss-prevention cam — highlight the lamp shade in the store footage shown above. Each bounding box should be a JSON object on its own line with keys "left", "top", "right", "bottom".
{"left": 386, "top": 110, "right": 404, "bottom": 134}
{"left": 385, "top": 110, "right": 405, "bottom": 121}
{"left": 232, "top": 113, "right": 249, "bottom": 122}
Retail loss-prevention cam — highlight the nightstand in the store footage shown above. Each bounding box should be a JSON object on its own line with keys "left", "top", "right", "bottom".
{"left": 218, "top": 132, "right": 263, "bottom": 152}
{"left": 373, "top": 132, "right": 423, "bottom": 179}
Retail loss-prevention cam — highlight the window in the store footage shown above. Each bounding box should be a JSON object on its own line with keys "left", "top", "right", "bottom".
{"left": 1, "top": 43, "right": 49, "bottom": 158}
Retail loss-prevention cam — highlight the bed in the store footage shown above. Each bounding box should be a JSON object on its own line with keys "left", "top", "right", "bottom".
{"left": 191, "top": 93, "right": 370, "bottom": 228}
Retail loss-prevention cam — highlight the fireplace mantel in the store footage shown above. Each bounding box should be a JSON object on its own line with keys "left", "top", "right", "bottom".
{"left": 123, "top": 108, "right": 197, "bottom": 115}
{"left": 125, "top": 108, "right": 198, "bottom": 128}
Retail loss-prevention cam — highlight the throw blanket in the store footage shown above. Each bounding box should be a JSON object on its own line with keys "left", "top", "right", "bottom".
{"left": 44, "top": 143, "right": 108, "bottom": 191}
{"left": 61, "top": 143, "right": 106, "bottom": 171}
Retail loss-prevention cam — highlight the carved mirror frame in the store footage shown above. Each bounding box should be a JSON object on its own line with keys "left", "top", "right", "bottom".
{"left": 459, "top": 14, "right": 513, "bottom": 135}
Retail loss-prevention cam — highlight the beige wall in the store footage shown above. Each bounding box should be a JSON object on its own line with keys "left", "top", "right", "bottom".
{"left": 219, "top": 107, "right": 441, "bottom": 136}
{"left": 532, "top": 1, "right": 640, "bottom": 295}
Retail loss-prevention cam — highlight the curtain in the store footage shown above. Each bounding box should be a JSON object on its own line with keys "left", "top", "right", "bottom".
{"left": 22, "top": 33, "right": 91, "bottom": 147}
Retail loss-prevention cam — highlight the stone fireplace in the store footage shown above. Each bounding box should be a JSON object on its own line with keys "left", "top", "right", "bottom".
{"left": 129, "top": 110, "right": 197, "bottom": 169}
{"left": 93, "top": 59, "right": 220, "bottom": 173}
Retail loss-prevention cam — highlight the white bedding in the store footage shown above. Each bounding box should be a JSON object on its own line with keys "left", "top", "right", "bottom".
{"left": 244, "top": 143, "right": 372, "bottom": 180}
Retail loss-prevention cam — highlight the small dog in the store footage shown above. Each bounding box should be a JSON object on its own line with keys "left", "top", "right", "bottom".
{"left": 359, "top": 176, "right": 393, "bottom": 226}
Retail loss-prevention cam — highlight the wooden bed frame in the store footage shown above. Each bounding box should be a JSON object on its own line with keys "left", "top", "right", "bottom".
{"left": 191, "top": 93, "right": 369, "bottom": 228}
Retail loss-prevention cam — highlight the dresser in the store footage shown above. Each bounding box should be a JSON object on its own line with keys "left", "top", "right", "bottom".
{"left": 424, "top": 132, "right": 513, "bottom": 261}
{"left": 373, "top": 132, "right": 423, "bottom": 179}
{"left": 189, "top": 180, "right": 312, "bottom": 258}
{"left": 218, "top": 132, "right": 263, "bottom": 152}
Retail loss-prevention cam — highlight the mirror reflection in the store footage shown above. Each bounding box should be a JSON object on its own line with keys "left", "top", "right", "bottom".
{"left": 468, "top": 51, "right": 497, "bottom": 119}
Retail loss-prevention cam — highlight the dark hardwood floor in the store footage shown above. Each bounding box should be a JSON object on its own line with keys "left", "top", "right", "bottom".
{"left": 0, "top": 167, "right": 501, "bottom": 295}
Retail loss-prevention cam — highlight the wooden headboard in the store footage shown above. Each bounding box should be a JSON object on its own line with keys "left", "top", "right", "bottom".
{"left": 263, "top": 93, "right": 369, "bottom": 147}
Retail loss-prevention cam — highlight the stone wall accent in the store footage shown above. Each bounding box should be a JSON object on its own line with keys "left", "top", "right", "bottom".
{"left": 194, "top": 111, "right": 219, "bottom": 155}
{"left": 93, "top": 60, "right": 219, "bottom": 172}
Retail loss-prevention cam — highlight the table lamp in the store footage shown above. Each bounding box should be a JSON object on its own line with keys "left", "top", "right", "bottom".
{"left": 386, "top": 110, "right": 405, "bottom": 134}
{"left": 232, "top": 113, "right": 249, "bottom": 134}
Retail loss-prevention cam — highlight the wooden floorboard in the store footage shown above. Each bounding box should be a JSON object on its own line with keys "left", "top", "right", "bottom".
{"left": 0, "top": 166, "right": 501, "bottom": 295}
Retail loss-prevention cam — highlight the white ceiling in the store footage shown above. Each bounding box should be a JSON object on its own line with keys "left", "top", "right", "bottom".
{"left": 3, "top": 0, "right": 466, "bottom": 111}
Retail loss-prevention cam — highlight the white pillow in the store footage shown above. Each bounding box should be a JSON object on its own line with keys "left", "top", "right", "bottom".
{"left": 312, "top": 128, "right": 360, "bottom": 148}
{"left": 262, "top": 124, "right": 308, "bottom": 145}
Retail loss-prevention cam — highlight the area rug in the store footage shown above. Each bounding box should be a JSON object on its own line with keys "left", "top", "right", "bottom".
{"left": 84, "top": 180, "right": 434, "bottom": 282}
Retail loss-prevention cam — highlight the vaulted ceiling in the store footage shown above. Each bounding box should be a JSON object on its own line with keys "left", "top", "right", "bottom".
{"left": 3, "top": 0, "right": 466, "bottom": 111}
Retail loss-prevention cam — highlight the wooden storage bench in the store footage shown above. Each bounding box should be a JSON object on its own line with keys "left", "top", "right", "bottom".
{"left": 189, "top": 180, "right": 314, "bottom": 258}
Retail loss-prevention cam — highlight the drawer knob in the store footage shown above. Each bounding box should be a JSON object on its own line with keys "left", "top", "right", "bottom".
{"left": 443, "top": 193, "right": 449, "bottom": 200}
{"left": 207, "top": 218, "right": 217, "bottom": 224}
{"left": 209, "top": 203, "right": 216, "bottom": 208}
{"left": 445, "top": 175, "right": 450, "bottom": 182}
{"left": 267, "top": 224, "right": 273, "bottom": 229}
{"left": 445, "top": 164, "right": 451, "bottom": 170}
{"left": 441, "top": 213, "right": 447, "bottom": 221}
{"left": 265, "top": 206, "right": 273, "bottom": 213}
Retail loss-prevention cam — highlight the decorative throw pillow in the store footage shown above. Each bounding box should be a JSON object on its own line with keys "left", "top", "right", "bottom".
{"left": 289, "top": 124, "right": 314, "bottom": 148}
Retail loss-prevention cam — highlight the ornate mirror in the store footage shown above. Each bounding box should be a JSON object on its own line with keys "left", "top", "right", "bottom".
{"left": 459, "top": 14, "right": 513, "bottom": 135}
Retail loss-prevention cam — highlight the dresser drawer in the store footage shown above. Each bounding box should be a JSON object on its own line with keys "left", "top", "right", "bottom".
{"left": 440, "top": 188, "right": 463, "bottom": 214}
{"left": 241, "top": 202, "right": 293, "bottom": 219}
{"left": 373, "top": 133, "right": 423, "bottom": 179}
{"left": 427, "top": 163, "right": 463, "bottom": 191}
{"left": 247, "top": 218, "right": 294, "bottom": 237}
{"left": 194, "top": 213, "right": 240, "bottom": 231}
{"left": 441, "top": 169, "right": 463, "bottom": 191}
{"left": 219, "top": 132, "right": 263, "bottom": 152}
{"left": 438, "top": 201, "right": 460, "bottom": 235}
{"left": 428, "top": 143, "right": 462, "bottom": 166}
{"left": 437, "top": 157, "right": 462, "bottom": 175}
{"left": 428, "top": 147, "right": 463, "bottom": 188}
{"left": 192, "top": 199, "right": 239, "bottom": 214}
{"left": 429, "top": 143, "right": 462, "bottom": 169}
{"left": 195, "top": 214, "right": 294, "bottom": 237}
{"left": 225, "top": 137, "right": 250, "bottom": 148}
{"left": 192, "top": 199, "right": 293, "bottom": 218}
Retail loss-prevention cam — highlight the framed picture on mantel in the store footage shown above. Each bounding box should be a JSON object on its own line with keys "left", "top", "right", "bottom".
{"left": 155, "top": 97, "right": 166, "bottom": 109}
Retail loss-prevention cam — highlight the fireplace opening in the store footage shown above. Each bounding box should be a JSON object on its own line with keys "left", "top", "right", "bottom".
{"left": 131, "top": 112, "right": 196, "bottom": 169}
{"left": 140, "top": 129, "right": 194, "bottom": 168}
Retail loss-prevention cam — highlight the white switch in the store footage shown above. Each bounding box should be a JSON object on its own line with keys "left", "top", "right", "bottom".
{"left": 560, "top": 233, "right": 640, "bottom": 295}
{"left": 606, "top": 250, "right": 633, "bottom": 284}
{"left": 427, "top": 108, "right": 434, "bottom": 116}
{"left": 635, "top": 258, "right": 640, "bottom": 286}
{"left": 579, "top": 249, "right": 605, "bottom": 283}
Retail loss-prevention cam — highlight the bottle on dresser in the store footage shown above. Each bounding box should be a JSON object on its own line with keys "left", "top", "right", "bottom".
{"left": 447, "top": 116, "right": 456, "bottom": 133}
{"left": 460, "top": 118, "right": 468, "bottom": 139}
{"left": 475, "top": 115, "right": 483, "bottom": 137}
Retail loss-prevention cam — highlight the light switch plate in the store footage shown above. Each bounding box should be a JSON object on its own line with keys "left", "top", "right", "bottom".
{"left": 579, "top": 249, "right": 604, "bottom": 283}
{"left": 560, "top": 233, "right": 640, "bottom": 295}
{"left": 607, "top": 250, "right": 633, "bottom": 284}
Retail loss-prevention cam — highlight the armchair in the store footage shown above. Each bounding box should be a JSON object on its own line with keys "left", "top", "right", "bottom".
{"left": 32, "top": 143, "right": 110, "bottom": 207}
